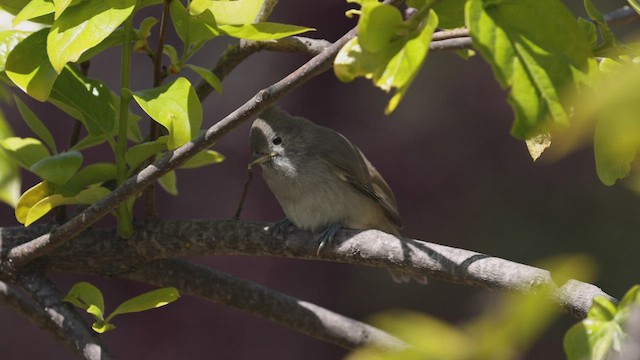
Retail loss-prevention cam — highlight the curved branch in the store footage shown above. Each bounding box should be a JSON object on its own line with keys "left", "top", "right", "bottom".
{"left": 124, "top": 258, "right": 407, "bottom": 351}
{"left": 0, "top": 280, "right": 76, "bottom": 351}
{"left": 15, "top": 271, "right": 113, "bottom": 360}
{"left": 4, "top": 220, "right": 612, "bottom": 319}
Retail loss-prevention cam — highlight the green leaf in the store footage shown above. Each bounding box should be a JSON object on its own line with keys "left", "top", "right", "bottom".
{"left": 334, "top": 5, "right": 438, "bottom": 114}
{"left": 218, "top": 23, "right": 314, "bottom": 40}
{"left": 126, "top": 138, "right": 168, "bottom": 170}
{"left": 189, "top": 0, "right": 264, "bottom": 25}
{"left": 185, "top": 64, "right": 222, "bottom": 93}
{"left": 594, "top": 110, "right": 640, "bottom": 186}
{"left": 106, "top": 287, "right": 180, "bottom": 322}
{"left": 53, "top": 0, "right": 72, "bottom": 19}
{"left": 157, "top": 170, "right": 177, "bottom": 195}
{"left": 180, "top": 149, "right": 224, "bottom": 169}
{"left": 64, "top": 163, "right": 116, "bottom": 193}
{"left": 76, "top": 28, "right": 126, "bottom": 64}
{"left": 382, "top": 10, "right": 438, "bottom": 114}
{"left": 466, "top": 0, "right": 596, "bottom": 139}
{"left": 0, "top": 136, "right": 50, "bottom": 169}
{"left": 47, "top": 0, "right": 136, "bottom": 73}
{"left": 583, "top": 0, "right": 620, "bottom": 55}
{"left": 432, "top": 0, "right": 465, "bottom": 29}
{"left": 29, "top": 150, "right": 83, "bottom": 186}
{"left": 92, "top": 321, "right": 116, "bottom": 333}
{"left": 564, "top": 296, "right": 623, "bottom": 360}
{"left": 0, "top": 110, "right": 20, "bottom": 207}
{"left": 63, "top": 282, "right": 105, "bottom": 321}
{"left": 132, "top": 77, "right": 202, "bottom": 149}
{"left": 0, "top": 30, "right": 31, "bottom": 72}
{"left": 70, "top": 134, "right": 106, "bottom": 151}
{"left": 577, "top": 17, "right": 598, "bottom": 50}
{"left": 14, "top": 95, "right": 57, "bottom": 153}
{"left": 5, "top": 28, "right": 58, "bottom": 102}
{"left": 12, "top": 0, "right": 54, "bottom": 26}
{"left": 15, "top": 181, "right": 50, "bottom": 224}
{"left": 170, "top": 0, "right": 219, "bottom": 45}
{"left": 629, "top": 0, "right": 640, "bottom": 15}
{"left": 357, "top": 2, "right": 404, "bottom": 53}
{"left": 24, "top": 186, "right": 109, "bottom": 225}
{"left": 49, "top": 66, "right": 116, "bottom": 137}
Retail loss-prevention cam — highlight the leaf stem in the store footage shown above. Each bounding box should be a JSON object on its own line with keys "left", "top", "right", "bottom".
{"left": 145, "top": 0, "right": 172, "bottom": 220}
{"left": 116, "top": 14, "right": 135, "bottom": 238}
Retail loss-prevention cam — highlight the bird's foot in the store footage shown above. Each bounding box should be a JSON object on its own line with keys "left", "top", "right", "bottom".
{"left": 317, "top": 224, "right": 342, "bottom": 255}
{"left": 270, "top": 218, "right": 293, "bottom": 238}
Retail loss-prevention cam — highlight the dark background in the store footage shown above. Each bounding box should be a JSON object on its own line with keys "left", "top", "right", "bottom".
{"left": 1, "top": 0, "right": 639, "bottom": 359}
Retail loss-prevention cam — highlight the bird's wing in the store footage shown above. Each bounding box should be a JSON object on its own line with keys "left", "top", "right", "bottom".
{"left": 320, "top": 130, "right": 402, "bottom": 228}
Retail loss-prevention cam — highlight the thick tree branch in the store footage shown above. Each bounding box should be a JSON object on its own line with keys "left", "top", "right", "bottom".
{"left": 0, "top": 220, "right": 611, "bottom": 319}
{"left": 0, "top": 280, "right": 76, "bottom": 351}
{"left": 124, "top": 258, "right": 407, "bottom": 351}
{"left": 15, "top": 271, "right": 113, "bottom": 360}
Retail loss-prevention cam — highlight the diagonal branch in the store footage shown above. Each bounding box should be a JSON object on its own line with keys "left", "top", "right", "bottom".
{"left": 0, "top": 280, "right": 76, "bottom": 351}
{"left": 7, "top": 220, "right": 613, "bottom": 319}
{"left": 124, "top": 258, "right": 407, "bottom": 351}
{"left": 15, "top": 271, "right": 113, "bottom": 360}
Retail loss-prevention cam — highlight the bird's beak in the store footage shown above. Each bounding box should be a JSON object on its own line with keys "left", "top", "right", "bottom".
{"left": 248, "top": 152, "right": 276, "bottom": 169}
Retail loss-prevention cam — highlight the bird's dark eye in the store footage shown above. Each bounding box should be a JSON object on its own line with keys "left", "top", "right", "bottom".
{"left": 272, "top": 136, "right": 282, "bottom": 145}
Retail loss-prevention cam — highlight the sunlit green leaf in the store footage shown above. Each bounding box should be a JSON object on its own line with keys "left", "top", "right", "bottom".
{"left": 30, "top": 150, "right": 82, "bottom": 186}
{"left": 47, "top": 0, "right": 136, "bottom": 72}
{"left": 180, "top": 149, "right": 224, "bottom": 169}
{"left": 0, "top": 109, "right": 20, "bottom": 207}
{"left": 218, "top": 23, "right": 314, "bottom": 40}
{"left": 0, "top": 136, "right": 50, "bottom": 169}
{"left": 132, "top": 77, "right": 202, "bottom": 149}
{"left": 564, "top": 297, "right": 623, "bottom": 360}
{"left": 170, "top": 0, "right": 219, "bottom": 45}
{"left": 106, "top": 287, "right": 180, "bottom": 321}
{"left": 629, "top": 0, "right": 640, "bottom": 15}
{"left": 53, "top": 0, "right": 72, "bottom": 19}
{"left": 185, "top": 64, "right": 222, "bottom": 93}
{"left": 0, "top": 30, "right": 31, "bottom": 72}
{"left": 63, "top": 282, "right": 105, "bottom": 321}
{"left": 334, "top": 4, "right": 437, "bottom": 114}
{"left": 92, "top": 321, "right": 116, "bottom": 333}
{"left": 14, "top": 95, "right": 57, "bottom": 153}
{"left": 157, "top": 170, "right": 177, "bottom": 195}
{"left": 24, "top": 186, "right": 109, "bottom": 225}
{"left": 5, "top": 29, "right": 58, "bottom": 101}
{"left": 466, "top": 0, "right": 596, "bottom": 140}
{"left": 190, "top": 0, "right": 263, "bottom": 25}
{"left": 15, "top": 181, "right": 50, "bottom": 223}
{"left": 357, "top": 1, "right": 404, "bottom": 53}
{"left": 12, "top": 0, "right": 54, "bottom": 26}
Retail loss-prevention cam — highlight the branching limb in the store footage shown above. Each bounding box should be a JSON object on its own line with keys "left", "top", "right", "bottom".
{"left": 5, "top": 24, "right": 361, "bottom": 269}
{"left": 0, "top": 280, "right": 76, "bottom": 350}
{"left": 124, "top": 258, "right": 407, "bottom": 351}
{"left": 15, "top": 271, "right": 113, "bottom": 360}
{"left": 15, "top": 220, "right": 614, "bottom": 319}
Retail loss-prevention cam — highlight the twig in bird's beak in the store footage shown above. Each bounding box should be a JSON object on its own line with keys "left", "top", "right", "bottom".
{"left": 248, "top": 152, "right": 275, "bottom": 170}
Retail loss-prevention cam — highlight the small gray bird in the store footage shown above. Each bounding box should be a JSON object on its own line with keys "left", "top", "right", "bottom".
{"left": 249, "top": 107, "right": 425, "bottom": 283}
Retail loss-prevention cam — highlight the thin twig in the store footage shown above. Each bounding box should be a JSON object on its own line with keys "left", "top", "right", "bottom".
{"left": 144, "top": 0, "right": 172, "bottom": 220}
{"left": 125, "top": 258, "right": 407, "bottom": 351}
{"left": 16, "top": 271, "right": 113, "bottom": 360}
